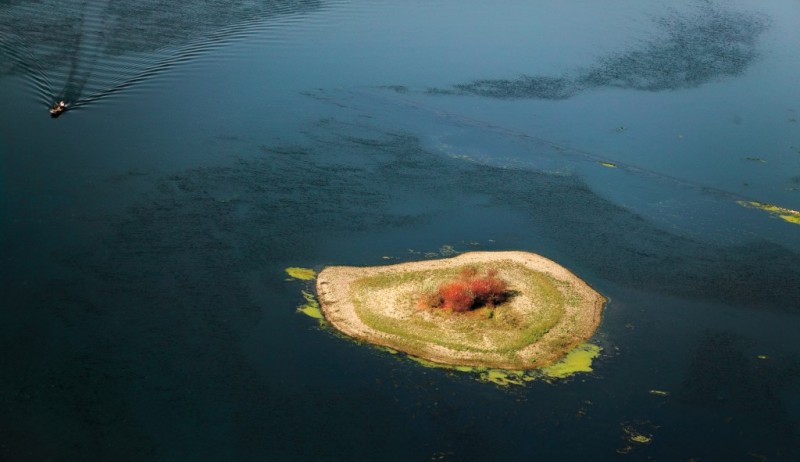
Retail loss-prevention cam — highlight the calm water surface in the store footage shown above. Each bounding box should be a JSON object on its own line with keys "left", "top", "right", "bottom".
{"left": 2, "top": 1, "right": 799, "bottom": 460}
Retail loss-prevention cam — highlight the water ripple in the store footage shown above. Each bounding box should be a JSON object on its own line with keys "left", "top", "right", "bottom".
{"left": 0, "top": 0, "right": 327, "bottom": 110}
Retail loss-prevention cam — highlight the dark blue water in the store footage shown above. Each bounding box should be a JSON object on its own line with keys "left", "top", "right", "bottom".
{"left": 2, "top": 1, "right": 799, "bottom": 460}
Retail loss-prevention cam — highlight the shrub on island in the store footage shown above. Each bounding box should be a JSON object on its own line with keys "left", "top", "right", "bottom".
{"left": 418, "top": 266, "right": 509, "bottom": 312}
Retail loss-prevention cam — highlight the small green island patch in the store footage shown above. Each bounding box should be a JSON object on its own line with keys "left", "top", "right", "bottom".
{"left": 316, "top": 251, "right": 606, "bottom": 370}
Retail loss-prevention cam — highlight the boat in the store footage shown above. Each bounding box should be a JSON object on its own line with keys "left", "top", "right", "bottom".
{"left": 50, "top": 101, "right": 67, "bottom": 117}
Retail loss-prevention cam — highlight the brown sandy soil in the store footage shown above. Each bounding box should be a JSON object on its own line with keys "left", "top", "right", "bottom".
{"left": 316, "top": 251, "right": 606, "bottom": 369}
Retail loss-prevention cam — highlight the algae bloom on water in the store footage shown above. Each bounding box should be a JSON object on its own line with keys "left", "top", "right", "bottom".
{"left": 540, "top": 343, "right": 602, "bottom": 378}
{"left": 285, "top": 267, "right": 317, "bottom": 280}
{"left": 315, "top": 251, "right": 606, "bottom": 371}
{"left": 737, "top": 200, "right": 800, "bottom": 225}
{"left": 296, "top": 290, "right": 324, "bottom": 320}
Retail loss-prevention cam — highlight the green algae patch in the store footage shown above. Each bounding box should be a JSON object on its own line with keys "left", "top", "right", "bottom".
{"left": 617, "top": 422, "right": 657, "bottom": 454}
{"left": 737, "top": 200, "right": 800, "bottom": 225}
{"left": 286, "top": 267, "right": 317, "bottom": 280}
{"left": 385, "top": 341, "right": 603, "bottom": 387}
{"left": 296, "top": 290, "right": 324, "bottom": 320}
{"left": 404, "top": 343, "right": 600, "bottom": 386}
{"left": 540, "top": 343, "right": 601, "bottom": 379}
{"left": 478, "top": 369, "right": 532, "bottom": 386}
{"left": 286, "top": 267, "right": 325, "bottom": 324}
{"left": 623, "top": 425, "right": 653, "bottom": 444}
{"left": 317, "top": 251, "right": 606, "bottom": 371}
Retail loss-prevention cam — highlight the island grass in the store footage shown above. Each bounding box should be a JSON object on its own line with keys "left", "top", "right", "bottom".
{"left": 349, "top": 261, "right": 567, "bottom": 364}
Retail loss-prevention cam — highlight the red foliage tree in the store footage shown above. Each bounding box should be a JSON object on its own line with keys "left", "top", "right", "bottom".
{"left": 418, "top": 266, "right": 509, "bottom": 312}
{"left": 439, "top": 281, "right": 474, "bottom": 312}
{"left": 469, "top": 275, "right": 508, "bottom": 307}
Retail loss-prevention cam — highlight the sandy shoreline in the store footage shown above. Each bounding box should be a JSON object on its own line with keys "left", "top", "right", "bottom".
{"left": 316, "top": 251, "right": 606, "bottom": 369}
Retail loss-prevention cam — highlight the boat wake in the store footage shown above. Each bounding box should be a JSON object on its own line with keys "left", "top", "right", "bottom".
{"left": 0, "top": 0, "right": 323, "bottom": 114}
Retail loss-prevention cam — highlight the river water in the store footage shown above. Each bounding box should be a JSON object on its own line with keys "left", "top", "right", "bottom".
{"left": 1, "top": 1, "right": 799, "bottom": 460}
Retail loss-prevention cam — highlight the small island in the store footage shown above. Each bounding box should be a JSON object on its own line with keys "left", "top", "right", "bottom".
{"left": 316, "top": 251, "right": 606, "bottom": 370}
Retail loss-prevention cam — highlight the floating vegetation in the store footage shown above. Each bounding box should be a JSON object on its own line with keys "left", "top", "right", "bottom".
{"left": 737, "top": 200, "right": 800, "bottom": 225}
{"left": 599, "top": 161, "right": 618, "bottom": 168}
{"left": 540, "top": 343, "right": 602, "bottom": 379}
{"left": 617, "top": 422, "right": 657, "bottom": 454}
{"left": 288, "top": 268, "right": 325, "bottom": 323}
{"left": 285, "top": 267, "right": 317, "bottom": 280}
{"left": 296, "top": 290, "right": 324, "bottom": 321}
{"left": 397, "top": 343, "right": 601, "bottom": 387}
{"left": 288, "top": 267, "right": 324, "bottom": 322}
{"left": 478, "top": 369, "right": 532, "bottom": 387}
{"left": 623, "top": 426, "right": 653, "bottom": 444}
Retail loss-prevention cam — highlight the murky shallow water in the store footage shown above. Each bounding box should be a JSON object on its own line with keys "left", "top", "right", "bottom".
{"left": 1, "top": 1, "right": 799, "bottom": 460}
